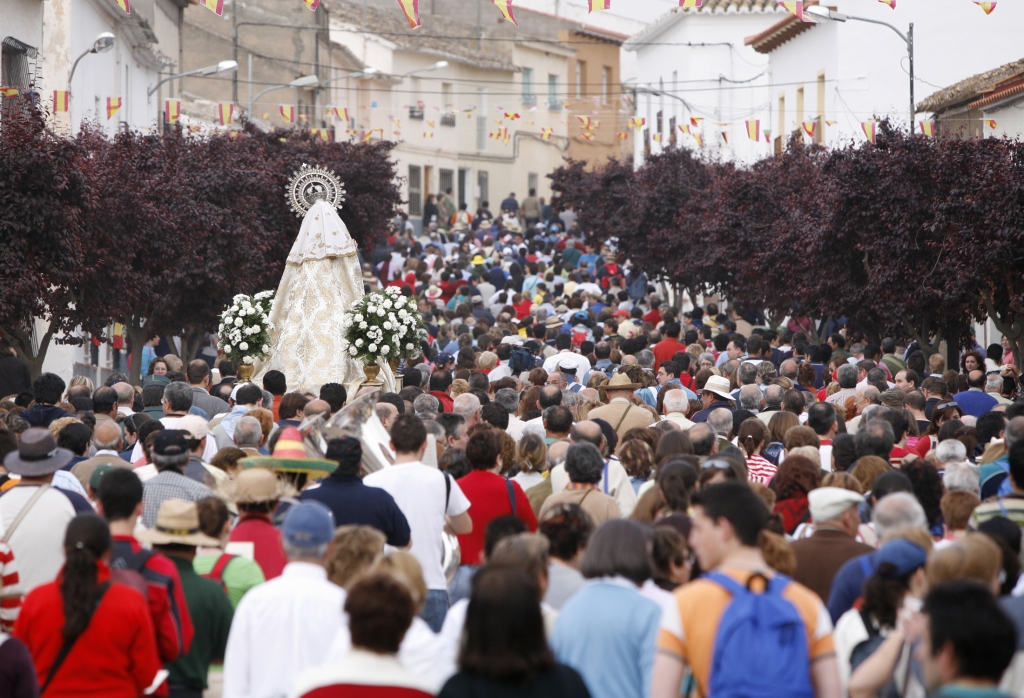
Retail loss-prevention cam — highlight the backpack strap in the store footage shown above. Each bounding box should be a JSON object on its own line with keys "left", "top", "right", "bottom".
{"left": 506, "top": 480, "right": 517, "bottom": 517}
{"left": 42, "top": 581, "right": 111, "bottom": 693}
{"left": 205, "top": 553, "right": 235, "bottom": 586}
{"left": 2, "top": 484, "right": 50, "bottom": 543}
{"left": 706, "top": 570, "right": 787, "bottom": 596}
{"left": 603, "top": 461, "right": 610, "bottom": 495}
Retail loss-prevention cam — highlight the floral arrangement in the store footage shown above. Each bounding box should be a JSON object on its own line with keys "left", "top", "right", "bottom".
{"left": 340, "top": 286, "right": 425, "bottom": 363}
{"left": 218, "top": 291, "right": 275, "bottom": 366}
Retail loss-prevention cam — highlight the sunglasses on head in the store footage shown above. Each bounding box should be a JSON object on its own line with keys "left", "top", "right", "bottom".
{"left": 935, "top": 401, "right": 959, "bottom": 412}
{"left": 702, "top": 458, "right": 733, "bottom": 471}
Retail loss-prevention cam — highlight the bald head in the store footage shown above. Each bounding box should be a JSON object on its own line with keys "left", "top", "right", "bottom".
{"left": 621, "top": 355, "right": 638, "bottom": 367}
{"left": 92, "top": 420, "right": 122, "bottom": 451}
{"left": 570, "top": 420, "right": 603, "bottom": 450}
{"left": 112, "top": 382, "right": 135, "bottom": 406}
{"left": 304, "top": 399, "right": 332, "bottom": 419}
{"left": 780, "top": 360, "right": 798, "bottom": 379}
{"left": 738, "top": 384, "right": 764, "bottom": 412}
{"left": 968, "top": 369, "right": 985, "bottom": 388}
{"left": 234, "top": 416, "right": 263, "bottom": 448}
{"left": 764, "top": 384, "right": 785, "bottom": 407}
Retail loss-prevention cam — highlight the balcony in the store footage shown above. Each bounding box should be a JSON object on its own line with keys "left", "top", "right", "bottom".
{"left": 440, "top": 112, "right": 456, "bottom": 127}
{"left": 409, "top": 106, "right": 424, "bottom": 120}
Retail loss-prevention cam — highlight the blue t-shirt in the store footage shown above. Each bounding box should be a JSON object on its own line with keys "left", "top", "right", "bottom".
{"left": 299, "top": 475, "right": 411, "bottom": 547}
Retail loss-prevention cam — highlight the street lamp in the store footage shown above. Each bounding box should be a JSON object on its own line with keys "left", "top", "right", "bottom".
{"left": 68, "top": 32, "right": 115, "bottom": 92}
{"left": 148, "top": 60, "right": 238, "bottom": 99}
{"left": 247, "top": 74, "right": 319, "bottom": 117}
{"left": 398, "top": 60, "right": 448, "bottom": 78}
{"left": 319, "top": 67, "right": 378, "bottom": 89}
{"left": 805, "top": 6, "right": 914, "bottom": 125}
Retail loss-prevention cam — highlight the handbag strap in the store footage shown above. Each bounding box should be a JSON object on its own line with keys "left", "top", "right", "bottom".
{"left": 506, "top": 479, "right": 517, "bottom": 517}
{"left": 613, "top": 403, "right": 633, "bottom": 433}
{"left": 42, "top": 581, "right": 111, "bottom": 693}
{"left": 2, "top": 484, "right": 50, "bottom": 543}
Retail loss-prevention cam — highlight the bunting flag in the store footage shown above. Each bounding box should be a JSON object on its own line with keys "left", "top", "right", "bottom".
{"left": 280, "top": 105, "right": 296, "bottom": 123}
{"left": 423, "top": 131, "right": 434, "bottom": 138}
{"left": 985, "top": 119, "right": 997, "bottom": 128}
{"left": 347, "top": 128, "right": 357, "bottom": 136}
{"left": 764, "top": 129, "right": 772, "bottom": 143}
{"left": 879, "top": 0, "right": 895, "bottom": 7}
{"left": 198, "top": 0, "right": 224, "bottom": 14}
{"left": 680, "top": 0, "right": 703, "bottom": 6}
{"left": 628, "top": 116, "right": 645, "bottom": 131}
{"left": 690, "top": 116, "right": 703, "bottom": 127}
{"left": 581, "top": 132, "right": 595, "bottom": 142}
{"left": 616, "top": 132, "right": 628, "bottom": 140}
{"left": 218, "top": 102, "right": 234, "bottom": 126}
{"left": 801, "top": 121, "right": 816, "bottom": 139}
{"left": 778, "top": 0, "right": 816, "bottom": 22}
{"left": 919, "top": 121, "right": 935, "bottom": 137}
{"left": 327, "top": 106, "right": 349, "bottom": 121}
{"left": 310, "top": 128, "right": 330, "bottom": 141}
{"left": 589, "top": 0, "right": 610, "bottom": 10}
{"left": 678, "top": 124, "right": 691, "bottom": 135}
{"left": 299, "top": 114, "right": 308, "bottom": 122}
{"left": 165, "top": 99, "right": 181, "bottom": 123}
{"left": 504, "top": 111, "right": 521, "bottom": 120}
{"left": 106, "top": 97, "right": 123, "bottom": 120}
{"left": 502, "top": 129, "right": 511, "bottom": 145}
{"left": 427, "top": 120, "right": 434, "bottom": 128}
{"left": 489, "top": 130, "right": 500, "bottom": 139}
{"left": 362, "top": 130, "right": 373, "bottom": 142}
{"left": 261, "top": 112, "right": 270, "bottom": 120}
{"left": 115, "top": 0, "right": 130, "bottom": 13}
{"left": 303, "top": 0, "right": 321, "bottom": 9}
{"left": 396, "top": 0, "right": 420, "bottom": 27}
{"left": 576, "top": 115, "right": 592, "bottom": 128}
{"left": 974, "top": 1, "right": 996, "bottom": 13}
{"left": 1, "top": 87, "right": 19, "bottom": 98}
{"left": 492, "top": 0, "right": 518, "bottom": 25}
{"left": 745, "top": 119, "right": 760, "bottom": 141}
{"left": 540, "top": 127, "right": 553, "bottom": 140}
{"left": 693, "top": 133, "right": 703, "bottom": 147}
{"left": 826, "top": 119, "right": 837, "bottom": 126}
{"left": 53, "top": 90, "right": 69, "bottom": 113}
{"left": 862, "top": 120, "right": 877, "bottom": 143}
{"left": 721, "top": 130, "right": 729, "bottom": 144}
{"left": 652, "top": 133, "right": 663, "bottom": 143}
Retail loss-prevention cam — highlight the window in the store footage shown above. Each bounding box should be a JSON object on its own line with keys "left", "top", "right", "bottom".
{"left": 409, "top": 105, "right": 425, "bottom": 120}
{"left": 548, "top": 74, "right": 558, "bottom": 111}
{"left": 477, "top": 88, "right": 488, "bottom": 150}
{"left": 522, "top": 68, "right": 535, "bottom": 106}
{"left": 439, "top": 169, "right": 454, "bottom": 197}
{"left": 601, "top": 66, "right": 610, "bottom": 105}
{"left": 656, "top": 110, "right": 663, "bottom": 135}
{"left": 441, "top": 112, "right": 457, "bottom": 127}
{"left": 442, "top": 82, "right": 453, "bottom": 110}
{"left": 528, "top": 172, "right": 538, "bottom": 193}
{"left": 408, "top": 166, "right": 422, "bottom": 217}
{"left": 3, "top": 37, "right": 36, "bottom": 120}
{"left": 576, "top": 60, "right": 586, "bottom": 99}
{"left": 477, "top": 170, "right": 489, "bottom": 207}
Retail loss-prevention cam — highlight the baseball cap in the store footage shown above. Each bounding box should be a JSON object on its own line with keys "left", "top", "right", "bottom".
{"left": 573, "top": 310, "right": 589, "bottom": 323}
{"left": 874, "top": 538, "right": 927, "bottom": 579}
{"left": 808, "top": 487, "right": 864, "bottom": 522}
{"left": 435, "top": 352, "right": 453, "bottom": 365}
{"left": 282, "top": 501, "right": 336, "bottom": 548}
{"left": 153, "top": 430, "right": 189, "bottom": 457}
{"left": 177, "top": 415, "right": 209, "bottom": 440}
{"left": 89, "top": 463, "right": 117, "bottom": 491}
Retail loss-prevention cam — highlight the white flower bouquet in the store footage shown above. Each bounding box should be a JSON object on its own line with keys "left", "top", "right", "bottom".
{"left": 218, "top": 291, "right": 275, "bottom": 366}
{"left": 340, "top": 286, "right": 426, "bottom": 363}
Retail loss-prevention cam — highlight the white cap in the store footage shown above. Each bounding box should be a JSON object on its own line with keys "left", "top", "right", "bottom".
{"left": 177, "top": 414, "right": 209, "bottom": 440}
{"left": 808, "top": 487, "right": 864, "bottom": 522}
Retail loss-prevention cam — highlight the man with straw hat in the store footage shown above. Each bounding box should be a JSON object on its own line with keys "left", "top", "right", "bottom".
{"left": 588, "top": 373, "right": 655, "bottom": 444}
{"left": 225, "top": 468, "right": 291, "bottom": 581}
{"left": 139, "top": 499, "right": 234, "bottom": 698}
{"left": 691, "top": 375, "right": 737, "bottom": 424}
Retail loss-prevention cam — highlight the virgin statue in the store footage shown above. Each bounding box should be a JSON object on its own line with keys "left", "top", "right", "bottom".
{"left": 255, "top": 164, "right": 396, "bottom": 395}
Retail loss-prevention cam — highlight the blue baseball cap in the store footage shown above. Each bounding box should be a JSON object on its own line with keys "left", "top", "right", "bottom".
{"left": 874, "top": 538, "right": 927, "bottom": 579}
{"left": 435, "top": 352, "right": 453, "bottom": 365}
{"left": 282, "top": 501, "right": 335, "bottom": 548}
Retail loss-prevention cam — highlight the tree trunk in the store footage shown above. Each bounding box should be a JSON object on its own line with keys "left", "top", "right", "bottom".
{"left": 2, "top": 323, "right": 55, "bottom": 379}
{"left": 902, "top": 313, "right": 942, "bottom": 357}
{"left": 125, "top": 318, "right": 148, "bottom": 386}
{"left": 180, "top": 329, "right": 204, "bottom": 366}
{"left": 981, "top": 292, "right": 1024, "bottom": 370}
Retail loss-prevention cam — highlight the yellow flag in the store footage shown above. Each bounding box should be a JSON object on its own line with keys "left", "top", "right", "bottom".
{"left": 745, "top": 120, "right": 760, "bottom": 141}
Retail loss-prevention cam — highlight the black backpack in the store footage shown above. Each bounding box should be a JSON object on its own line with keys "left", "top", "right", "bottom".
{"left": 509, "top": 349, "right": 536, "bottom": 374}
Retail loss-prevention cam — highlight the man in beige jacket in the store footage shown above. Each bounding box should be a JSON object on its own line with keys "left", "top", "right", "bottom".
{"left": 587, "top": 373, "right": 655, "bottom": 442}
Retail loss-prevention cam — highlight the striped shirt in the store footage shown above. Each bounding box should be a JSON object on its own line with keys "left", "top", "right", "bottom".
{"left": 0, "top": 540, "right": 21, "bottom": 632}
{"left": 746, "top": 454, "right": 777, "bottom": 486}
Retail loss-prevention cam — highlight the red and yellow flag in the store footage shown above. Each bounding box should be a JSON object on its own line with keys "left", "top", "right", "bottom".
{"left": 299, "top": 114, "right": 308, "bottom": 122}
{"left": 492, "top": 0, "right": 517, "bottom": 25}
{"left": 0, "top": 87, "right": 19, "bottom": 98}
{"left": 628, "top": 116, "right": 645, "bottom": 131}
{"left": 53, "top": 90, "right": 69, "bottom": 113}
{"left": 218, "top": 102, "right": 234, "bottom": 126}
{"left": 652, "top": 133, "right": 662, "bottom": 143}
{"left": 690, "top": 116, "right": 703, "bottom": 127}
{"left": 540, "top": 127, "right": 553, "bottom": 140}
{"left": 504, "top": 112, "right": 521, "bottom": 120}
{"left": 985, "top": 119, "right": 997, "bottom": 129}
{"left": 396, "top": 0, "right": 420, "bottom": 27}
{"left": 721, "top": 130, "right": 729, "bottom": 144}
{"left": 778, "top": 0, "right": 815, "bottom": 22}
{"left": 115, "top": 0, "right": 130, "bottom": 13}
{"left": 693, "top": 133, "right": 703, "bottom": 147}
{"left": 745, "top": 119, "right": 760, "bottom": 141}
{"left": 861, "top": 120, "right": 877, "bottom": 143}
{"left": 975, "top": 1, "right": 996, "bottom": 13}
{"left": 280, "top": 105, "right": 296, "bottom": 123}
{"left": 919, "top": 121, "right": 935, "bottom": 137}
{"left": 105, "top": 97, "right": 123, "bottom": 120}
{"left": 879, "top": 0, "right": 895, "bottom": 7}
{"left": 427, "top": 120, "right": 434, "bottom": 128}
{"left": 826, "top": 119, "right": 837, "bottom": 126}
{"left": 165, "top": 99, "right": 181, "bottom": 124}
{"left": 589, "top": 0, "right": 610, "bottom": 11}
{"left": 423, "top": 131, "right": 434, "bottom": 138}
{"left": 581, "top": 132, "right": 595, "bottom": 142}
{"left": 678, "top": 124, "right": 690, "bottom": 135}
{"left": 304, "top": 0, "right": 321, "bottom": 9}
{"left": 327, "top": 106, "right": 349, "bottom": 121}
{"left": 576, "top": 115, "right": 592, "bottom": 128}
{"left": 500, "top": 127, "right": 510, "bottom": 145}
{"left": 616, "top": 132, "right": 628, "bottom": 140}
{"left": 679, "top": 0, "right": 702, "bottom": 6}
{"left": 309, "top": 128, "right": 330, "bottom": 141}
{"left": 489, "top": 130, "right": 500, "bottom": 140}
{"left": 801, "top": 121, "right": 816, "bottom": 139}
{"left": 198, "top": 0, "right": 224, "bottom": 14}
{"left": 362, "top": 130, "right": 373, "bottom": 142}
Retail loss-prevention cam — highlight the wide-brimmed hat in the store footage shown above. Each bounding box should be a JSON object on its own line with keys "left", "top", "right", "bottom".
{"left": 545, "top": 315, "right": 564, "bottom": 329}
{"left": 424, "top": 286, "right": 443, "bottom": 300}
{"left": 599, "top": 373, "right": 643, "bottom": 393}
{"left": 222, "top": 467, "right": 291, "bottom": 504}
{"left": 240, "top": 426, "right": 337, "bottom": 477}
{"left": 136, "top": 499, "right": 220, "bottom": 546}
{"left": 701, "top": 375, "right": 735, "bottom": 401}
{"left": 471, "top": 254, "right": 486, "bottom": 266}
{"left": 3, "top": 427, "right": 73, "bottom": 476}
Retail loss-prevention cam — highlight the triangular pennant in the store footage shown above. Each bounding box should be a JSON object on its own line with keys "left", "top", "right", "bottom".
{"left": 491, "top": 0, "right": 517, "bottom": 25}
{"left": 106, "top": 96, "right": 123, "bottom": 120}
{"left": 198, "top": 0, "right": 224, "bottom": 15}
{"left": 801, "top": 121, "right": 816, "bottom": 139}
{"left": 974, "top": 1, "right": 996, "bottom": 13}
{"left": 862, "top": 120, "right": 877, "bottom": 143}
{"left": 396, "top": 0, "right": 421, "bottom": 27}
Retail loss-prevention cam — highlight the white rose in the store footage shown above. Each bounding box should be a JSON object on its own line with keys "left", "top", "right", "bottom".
{"left": 381, "top": 345, "right": 390, "bottom": 355}
{"left": 250, "top": 325, "right": 260, "bottom": 334}
{"left": 239, "top": 342, "right": 249, "bottom": 351}
{"left": 360, "top": 322, "right": 368, "bottom": 329}
{"left": 224, "top": 344, "right": 233, "bottom": 352}
{"left": 383, "top": 321, "right": 392, "bottom": 330}
{"left": 231, "top": 305, "right": 239, "bottom": 312}
{"left": 355, "top": 314, "right": 363, "bottom": 322}
{"left": 234, "top": 317, "right": 243, "bottom": 327}
{"left": 407, "top": 343, "right": 414, "bottom": 350}
{"left": 383, "top": 300, "right": 392, "bottom": 309}
{"left": 349, "top": 346, "right": 358, "bottom": 355}
{"left": 368, "top": 344, "right": 377, "bottom": 353}
{"left": 243, "top": 356, "right": 255, "bottom": 364}
{"left": 377, "top": 309, "right": 385, "bottom": 317}
{"left": 262, "top": 345, "right": 270, "bottom": 353}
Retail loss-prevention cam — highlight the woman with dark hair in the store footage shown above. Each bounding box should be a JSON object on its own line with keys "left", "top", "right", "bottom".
{"left": 737, "top": 419, "right": 775, "bottom": 485}
{"left": 771, "top": 455, "right": 822, "bottom": 534}
{"left": 14, "top": 514, "right": 163, "bottom": 697}
{"left": 912, "top": 401, "right": 964, "bottom": 458}
{"left": 654, "top": 430, "right": 693, "bottom": 468}
{"left": 900, "top": 459, "right": 945, "bottom": 537}
{"left": 961, "top": 349, "right": 985, "bottom": 375}
{"left": 650, "top": 526, "right": 690, "bottom": 592}
{"left": 551, "top": 519, "right": 661, "bottom": 698}
{"left": 440, "top": 565, "right": 589, "bottom": 698}
{"left": 619, "top": 440, "right": 656, "bottom": 493}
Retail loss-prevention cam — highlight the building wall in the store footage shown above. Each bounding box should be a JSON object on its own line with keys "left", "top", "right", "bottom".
{"left": 563, "top": 32, "right": 630, "bottom": 166}
{"left": 1, "top": 0, "right": 45, "bottom": 53}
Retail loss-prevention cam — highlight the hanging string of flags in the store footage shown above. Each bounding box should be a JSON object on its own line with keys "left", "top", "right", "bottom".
{"left": 106, "top": 97, "right": 123, "bottom": 120}
{"left": 1, "top": 87, "right": 20, "bottom": 97}
{"left": 165, "top": 99, "right": 181, "bottom": 123}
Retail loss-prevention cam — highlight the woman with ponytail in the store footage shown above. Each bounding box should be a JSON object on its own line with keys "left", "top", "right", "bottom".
{"left": 14, "top": 514, "right": 163, "bottom": 697}
{"left": 737, "top": 418, "right": 776, "bottom": 486}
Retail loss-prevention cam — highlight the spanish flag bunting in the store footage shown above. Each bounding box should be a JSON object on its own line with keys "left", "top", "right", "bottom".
{"left": 540, "top": 127, "right": 553, "bottom": 140}
{"left": 616, "top": 132, "right": 628, "bottom": 140}
{"left": 690, "top": 116, "right": 703, "bottom": 127}
{"left": 974, "top": 1, "right": 996, "bottom": 13}
{"left": 310, "top": 128, "right": 330, "bottom": 141}
{"left": 327, "top": 106, "right": 349, "bottom": 121}
{"left": 53, "top": 90, "right": 69, "bottom": 113}
{"left": 878, "top": 0, "right": 895, "bottom": 7}
{"left": 581, "top": 132, "right": 595, "bottom": 142}
{"left": 492, "top": 0, "right": 518, "bottom": 25}
{"left": 300, "top": 114, "right": 309, "bottom": 122}
{"left": 105, "top": 97, "right": 123, "bottom": 120}
{"left": 304, "top": 0, "right": 321, "bottom": 10}
{"left": 164, "top": 99, "right": 180, "bottom": 124}
{"left": 588, "top": 0, "right": 610, "bottom": 11}
{"left": 396, "top": 0, "right": 420, "bottom": 27}
{"left": 861, "top": 120, "right": 877, "bottom": 143}
{"left": 362, "top": 130, "right": 373, "bottom": 142}
{"left": 504, "top": 112, "right": 521, "bottom": 120}
{"left": 280, "top": 105, "right": 296, "bottom": 123}
{"left": 347, "top": 128, "right": 357, "bottom": 135}
{"left": 115, "top": 0, "right": 130, "bottom": 13}
{"left": 745, "top": 119, "right": 760, "bottom": 141}
{"left": 562, "top": 101, "right": 570, "bottom": 109}
{"left": 985, "top": 119, "right": 997, "bottom": 128}
{"left": 218, "top": 102, "right": 234, "bottom": 126}
{"left": 721, "top": 131, "right": 729, "bottom": 144}
{"left": 679, "top": 0, "right": 702, "bottom": 6}
{"left": 801, "top": 121, "right": 816, "bottom": 139}
{"left": 652, "top": 133, "right": 662, "bottom": 143}
{"left": 826, "top": 120, "right": 837, "bottom": 126}
{"left": 489, "top": 130, "right": 500, "bottom": 139}
{"left": 198, "top": 0, "right": 224, "bottom": 15}
{"left": 1, "top": 87, "right": 19, "bottom": 98}
{"left": 576, "top": 115, "right": 592, "bottom": 128}
{"left": 919, "top": 121, "right": 935, "bottom": 137}
{"left": 424, "top": 131, "right": 434, "bottom": 138}
{"left": 763, "top": 129, "right": 771, "bottom": 143}
{"left": 427, "top": 120, "right": 434, "bottom": 128}
{"left": 778, "top": 0, "right": 815, "bottom": 22}
{"left": 678, "top": 124, "right": 690, "bottom": 135}
{"left": 628, "top": 116, "right": 645, "bottom": 131}
{"left": 693, "top": 133, "right": 703, "bottom": 147}
{"left": 188, "top": 125, "right": 202, "bottom": 133}
{"left": 262, "top": 112, "right": 270, "bottom": 120}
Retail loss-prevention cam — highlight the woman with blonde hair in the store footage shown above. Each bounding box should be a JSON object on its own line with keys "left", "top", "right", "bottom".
{"left": 619, "top": 440, "right": 656, "bottom": 493}
{"left": 512, "top": 432, "right": 547, "bottom": 491}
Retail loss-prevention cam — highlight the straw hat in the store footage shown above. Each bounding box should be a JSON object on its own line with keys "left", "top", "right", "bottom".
{"left": 136, "top": 499, "right": 220, "bottom": 546}
{"left": 701, "top": 375, "right": 735, "bottom": 401}
{"left": 223, "top": 467, "right": 291, "bottom": 504}
{"left": 239, "top": 426, "right": 337, "bottom": 477}
{"left": 598, "top": 372, "right": 643, "bottom": 394}
{"left": 424, "top": 286, "right": 443, "bottom": 300}
{"left": 545, "top": 315, "right": 565, "bottom": 329}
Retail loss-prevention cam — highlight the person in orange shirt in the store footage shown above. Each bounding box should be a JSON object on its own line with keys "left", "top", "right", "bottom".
{"left": 651, "top": 482, "right": 841, "bottom": 698}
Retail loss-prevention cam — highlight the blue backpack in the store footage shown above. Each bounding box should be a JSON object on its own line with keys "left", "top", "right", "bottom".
{"left": 705, "top": 571, "right": 814, "bottom": 698}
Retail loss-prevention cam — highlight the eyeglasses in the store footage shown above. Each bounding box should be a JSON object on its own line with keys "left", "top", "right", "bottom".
{"left": 934, "top": 401, "right": 959, "bottom": 412}
{"left": 702, "top": 458, "right": 734, "bottom": 471}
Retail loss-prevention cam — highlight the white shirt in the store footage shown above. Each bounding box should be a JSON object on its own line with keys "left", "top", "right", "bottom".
{"left": 576, "top": 282, "right": 602, "bottom": 296}
{"left": 223, "top": 562, "right": 346, "bottom": 698}
{"left": 522, "top": 416, "right": 545, "bottom": 439}
{"left": 363, "top": 461, "right": 471, "bottom": 590}
{"left": 506, "top": 414, "right": 526, "bottom": 442}
{"left": 0, "top": 485, "right": 84, "bottom": 593}
{"left": 550, "top": 458, "right": 638, "bottom": 517}
{"left": 130, "top": 415, "right": 218, "bottom": 463}
{"left": 487, "top": 361, "right": 513, "bottom": 383}
{"left": 542, "top": 351, "right": 592, "bottom": 382}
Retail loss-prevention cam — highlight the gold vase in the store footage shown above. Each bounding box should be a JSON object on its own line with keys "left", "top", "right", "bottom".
{"left": 236, "top": 363, "right": 255, "bottom": 383}
{"left": 362, "top": 362, "right": 383, "bottom": 387}
{"left": 389, "top": 358, "right": 403, "bottom": 391}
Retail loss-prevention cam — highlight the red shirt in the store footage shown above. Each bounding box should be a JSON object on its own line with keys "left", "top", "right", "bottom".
{"left": 230, "top": 513, "right": 288, "bottom": 580}
{"left": 643, "top": 308, "right": 662, "bottom": 326}
{"left": 272, "top": 395, "right": 283, "bottom": 421}
{"left": 14, "top": 562, "right": 163, "bottom": 698}
{"left": 455, "top": 471, "right": 537, "bottom": 565}
{"left": 430, "top": 391, "right": 454, "bottom": 413}
{"left": 652, "top": 338, "right": 687, "bottom": 367}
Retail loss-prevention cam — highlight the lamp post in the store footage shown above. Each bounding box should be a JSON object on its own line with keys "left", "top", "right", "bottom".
{"left": 805, "top": 6, "right": 914, "bottom": 126}
{"left": 68, "top": 32, "right": 115, "bottom": 94}
{"left": 247, "top": 74, "right": 319, "bottom": 119}
{"left": 319, "top": 67, "right": 378, "bottom": 90}
{"left": 398, "top": 60, "right": 449, "bottom": 79}
{"left": 148, "top": 60, "right": 238, "bottom": 99}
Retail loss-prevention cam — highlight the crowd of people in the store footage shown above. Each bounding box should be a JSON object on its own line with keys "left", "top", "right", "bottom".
{"left": 2, "top": 215, "right": 1024, "bottom": 698}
